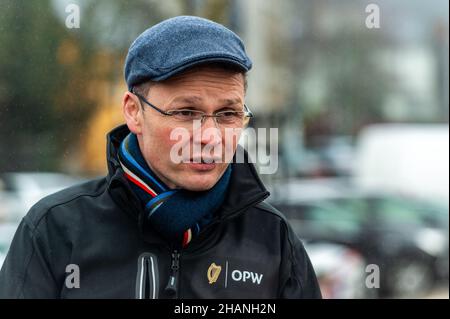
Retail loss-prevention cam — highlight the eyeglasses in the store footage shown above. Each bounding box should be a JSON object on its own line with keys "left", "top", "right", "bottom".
{"left": 132, "top": 90, "right": 254, "bottom": 127}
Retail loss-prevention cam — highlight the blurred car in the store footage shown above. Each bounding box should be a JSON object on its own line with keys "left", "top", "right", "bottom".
{"left": 0, "top": 172, "right": 85, "bottom": 222}
{"left": 0, "top": 222, "right": 19, "bottom": 269}
{"left": 304, "top": 241, "right": 372, "bottom": 299}
{"left": 270, "top": 178, "right": 449, "bottom": 298}
{"left": 354, "top": 124, "right": 449, "bottom": 203}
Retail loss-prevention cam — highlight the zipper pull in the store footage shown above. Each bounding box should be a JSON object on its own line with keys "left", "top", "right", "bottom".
{"left": 164, "top": 250, "right": 180, "bottom": 298}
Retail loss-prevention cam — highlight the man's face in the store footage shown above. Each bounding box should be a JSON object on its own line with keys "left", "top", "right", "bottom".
{"left": 123, "top": 66, "right": 246, "bottom": 191}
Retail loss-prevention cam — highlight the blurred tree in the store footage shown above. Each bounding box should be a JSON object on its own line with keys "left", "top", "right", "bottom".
{"left": 0, "top": 0, "right": 181, "bottom": 173}
{"left": 288, "top": 1, "right": 391, "bottom": 144}
{"left": 301, "top": 30, "right": 389, "bottom": 142}
{"left": 0, "top": 0, "right": 96, "bottom": 172}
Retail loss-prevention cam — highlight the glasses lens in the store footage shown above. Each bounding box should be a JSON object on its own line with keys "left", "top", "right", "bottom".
{"left": 170, "top": 110, "right": 203, "bottom": 121}
{"left": 216, "top": 111, "right": 247, "bottom": 126}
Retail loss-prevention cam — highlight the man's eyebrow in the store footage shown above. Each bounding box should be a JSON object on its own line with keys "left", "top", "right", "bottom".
{"left": 170, "top": 96, "right": 242, "bottom": 106}
{"left": 171, "top": 96, "right": 203, "bottom": 104}
{"left": 218, "top": 98, "right": 242, "bottom": 106}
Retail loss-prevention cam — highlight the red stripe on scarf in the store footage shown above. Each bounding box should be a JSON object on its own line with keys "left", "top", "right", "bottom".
{"left": 124, "top": 172, "right": 157, "bottom": 197}
{"left": 182, "top": 229, "right": 191, "bottom": 248}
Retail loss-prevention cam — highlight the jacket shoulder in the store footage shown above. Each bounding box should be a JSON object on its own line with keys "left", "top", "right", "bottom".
{"left": 255, "top": 201, "right": 289, "bottom": 222}
{"left": 24, "top": 177, "right": 108, "bottom": 229}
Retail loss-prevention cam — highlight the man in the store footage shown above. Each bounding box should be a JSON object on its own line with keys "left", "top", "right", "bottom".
{"left": 0, "top": 16, "right": 321, "bottom": 299}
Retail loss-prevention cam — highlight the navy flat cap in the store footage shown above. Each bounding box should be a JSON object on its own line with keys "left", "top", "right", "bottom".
{"left": 124, "top": 16, "right": 252, "bottom": 91}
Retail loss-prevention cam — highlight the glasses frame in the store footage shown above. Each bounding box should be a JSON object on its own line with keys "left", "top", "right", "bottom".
{"left": 131, "top": 90, "right": 254, "bottom": 125}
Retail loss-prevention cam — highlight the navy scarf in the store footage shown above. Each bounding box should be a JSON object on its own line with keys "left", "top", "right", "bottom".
{"left": 118, "top": 133, "right": 231, "bottom": 248}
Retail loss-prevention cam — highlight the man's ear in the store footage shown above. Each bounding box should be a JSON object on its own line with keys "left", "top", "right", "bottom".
{"left": 123, "top": 91, "right": 143, "bottom": 134}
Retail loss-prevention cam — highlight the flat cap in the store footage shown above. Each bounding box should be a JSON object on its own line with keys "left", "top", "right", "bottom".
{"left": 124, "top": 16, "right": 252, "bottom": 91}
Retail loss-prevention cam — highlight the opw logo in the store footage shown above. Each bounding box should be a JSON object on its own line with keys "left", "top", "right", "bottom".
{"left": 207, "top": 263, "right": 222, "bottom": 284}
{"left": 206, "top": 261, "right": 264, "bottom": 287}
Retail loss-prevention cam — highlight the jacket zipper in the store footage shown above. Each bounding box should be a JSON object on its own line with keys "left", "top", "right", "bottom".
{"left": 164, "top": 249, "right": 180, "bottom": 298}
{"left": 136, "top": 253, "right": 159, "bottom": 299}
{"left": 154, "top": 193, "right": 269, "bottom": 298}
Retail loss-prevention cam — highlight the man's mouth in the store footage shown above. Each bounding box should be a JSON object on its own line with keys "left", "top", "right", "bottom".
{"left": 191, "top": 156, "right": 222, "bottom": 164}
{"left": 187, "top": 161, "right": 217, "bottom": 171}
{"left": 185, "top": 156, "right": 221, "bottom": 171}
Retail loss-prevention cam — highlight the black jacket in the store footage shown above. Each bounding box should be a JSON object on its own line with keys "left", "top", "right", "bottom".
{"left": 0, "top": 125, "right": 321, "bottom": 299}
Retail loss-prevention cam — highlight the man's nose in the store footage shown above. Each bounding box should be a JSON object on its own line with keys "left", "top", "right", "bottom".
{"left": 194, "top": 117, "right": 222, "bottom": 145}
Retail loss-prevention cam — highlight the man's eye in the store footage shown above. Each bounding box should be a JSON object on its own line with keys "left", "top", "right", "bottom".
{"left": 220, "top": 111, "right": 239, "bottom": 117}
{"left": 179, "top": 110, "right": 195, "bottom": 116}
{"left": 172, "top": 110, "right": 196, "bottom": 117}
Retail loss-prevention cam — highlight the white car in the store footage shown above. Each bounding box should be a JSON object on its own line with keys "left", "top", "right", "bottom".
{"left": 354, "top": 124, "right": 449, "bottom": 204}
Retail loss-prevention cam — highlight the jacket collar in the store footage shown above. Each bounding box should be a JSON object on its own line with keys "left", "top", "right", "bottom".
{"left": 105, "top": 124, "right": 270, "bottom": 221}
